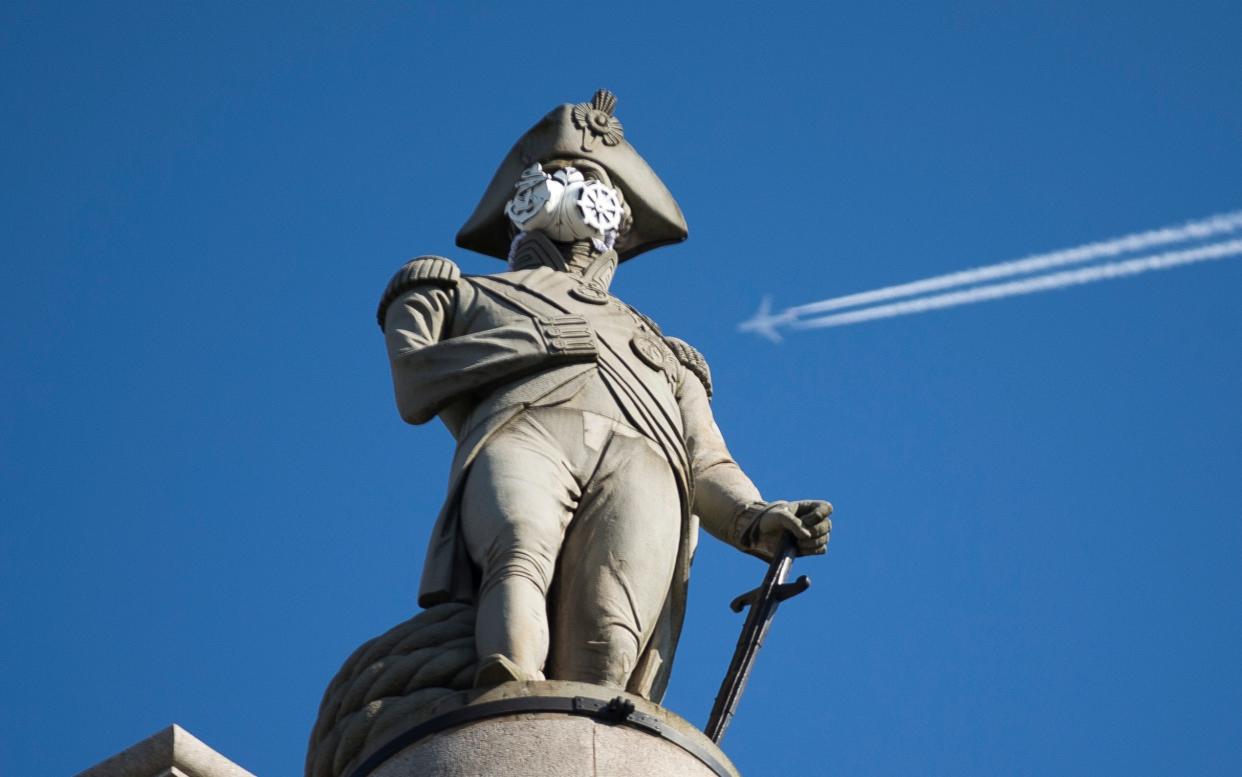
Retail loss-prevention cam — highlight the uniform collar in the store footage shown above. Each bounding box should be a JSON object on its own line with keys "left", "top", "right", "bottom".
{"left": 508, "top": 232, "right": 618, "bottom": 291}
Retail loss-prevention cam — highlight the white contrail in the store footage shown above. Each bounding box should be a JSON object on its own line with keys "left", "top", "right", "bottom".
{"left": 788, "top": 210, "right": 1242, "bottom": 317}
{"left": 793, "top": 239, "right": 1242, "bottom": 330}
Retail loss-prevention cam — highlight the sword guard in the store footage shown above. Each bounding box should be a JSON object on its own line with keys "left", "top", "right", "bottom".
{"left": 775, "top": 575, "right": 811, "bottom": 602}
{"left": 727, "top": 575, "right": 812, "bottom": 613}
{"left": 728, "top": 588, "right": 758, "bottom": 613}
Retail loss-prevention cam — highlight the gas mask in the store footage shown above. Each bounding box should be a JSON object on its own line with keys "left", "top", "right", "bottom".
{"left": 504, "top": 163, "right": 624, "bottom": 247}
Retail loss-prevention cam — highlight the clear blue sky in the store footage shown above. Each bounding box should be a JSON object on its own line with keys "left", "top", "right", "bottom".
{"left": 3, "top": 3, "right": 1240, "bottom": 775}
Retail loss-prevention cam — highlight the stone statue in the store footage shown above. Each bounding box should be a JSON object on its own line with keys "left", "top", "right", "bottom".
{"left": 376, "top": 90, "right": 832, "bottom": 703}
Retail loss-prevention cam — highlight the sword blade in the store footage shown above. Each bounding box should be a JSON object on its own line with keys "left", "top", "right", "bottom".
{"left": 704, "top": 534, "right": 807, "bottom": 743}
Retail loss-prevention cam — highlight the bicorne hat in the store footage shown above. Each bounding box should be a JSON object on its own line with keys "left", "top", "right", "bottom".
{"left": 456, "top": 90, "right": 688, "bottom": 263}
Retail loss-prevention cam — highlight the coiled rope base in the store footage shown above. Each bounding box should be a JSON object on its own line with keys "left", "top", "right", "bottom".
{"left": 305, "top": 603, "right": 478, "bottom": 777}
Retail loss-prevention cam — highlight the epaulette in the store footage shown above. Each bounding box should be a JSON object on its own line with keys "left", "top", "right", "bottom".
{"left": 376, "top": 256, "right": 461, "bottom": 330}
{"left": 664, "top": 337, "right": 713, "bottom": 398}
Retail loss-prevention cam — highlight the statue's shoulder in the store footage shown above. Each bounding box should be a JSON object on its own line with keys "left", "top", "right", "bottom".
{"left": 376, "top": 255, "right": 462, "bottom": 329}
{"left": 664, "top": 336, "right": 713, "bottom": 399}
{"left": 479, "top": 265, "right": 555, "bottom": 285}
{"left": 474, "top": 266, "right": 530, "bottom": 284}
{"left": 465, "top": 266, "right": 575, "bottom": 299}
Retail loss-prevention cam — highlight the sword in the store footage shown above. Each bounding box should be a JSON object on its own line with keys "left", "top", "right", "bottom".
{"left": 704, "top": 532, "right": 811, "bottom": 744}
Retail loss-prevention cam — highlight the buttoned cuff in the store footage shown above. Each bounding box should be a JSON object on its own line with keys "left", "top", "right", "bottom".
{"left": 731, "top": 500, "right": 774, "bottom": 551}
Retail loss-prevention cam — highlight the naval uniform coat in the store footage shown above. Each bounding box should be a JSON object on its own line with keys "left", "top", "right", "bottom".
{"left": 381, "top": 256, "right": 764, "bottom": 700}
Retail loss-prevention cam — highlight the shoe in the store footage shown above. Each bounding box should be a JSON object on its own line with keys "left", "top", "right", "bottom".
{"left": 473, "top": 653, "right": 531, "bottom": 688}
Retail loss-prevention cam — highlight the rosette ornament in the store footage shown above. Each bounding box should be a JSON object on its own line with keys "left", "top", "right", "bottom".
{"left": 572, "top": 89, "right": 625, "bottom": 152}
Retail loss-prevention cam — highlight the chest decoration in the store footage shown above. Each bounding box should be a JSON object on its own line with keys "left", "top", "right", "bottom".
{"left": 569, "top": 280, "right": 610, "bottom": 304}
{"left": 631, "top": 332, "right": 677, "bottom": 374}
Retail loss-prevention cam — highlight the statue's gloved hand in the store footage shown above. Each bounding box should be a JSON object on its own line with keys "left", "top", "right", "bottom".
{"left": 536, "top": 315, "right": 598, "bottom": 361}
{"left": 740, "top": 500, "right": 833, "bottom": 560}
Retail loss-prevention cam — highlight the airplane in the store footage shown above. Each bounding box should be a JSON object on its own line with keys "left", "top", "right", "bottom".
{"left": 737, "top": 295, "right": 793, "bottom": 343}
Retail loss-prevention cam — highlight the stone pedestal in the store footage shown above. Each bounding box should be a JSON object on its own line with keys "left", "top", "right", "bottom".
{"left": 346, "top": 681, "right": 739, "bottom": 777}
{"left": 75, "top": 724, "right": 255, "bottom": 777}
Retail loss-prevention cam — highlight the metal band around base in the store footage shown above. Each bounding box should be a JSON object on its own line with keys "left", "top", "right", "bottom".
{"left": 348, "top": 694, "right": 734, "bottom": 777}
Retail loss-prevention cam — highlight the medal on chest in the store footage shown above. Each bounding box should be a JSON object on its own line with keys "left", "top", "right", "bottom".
{"left": 569, "top": 280, "right": 610, "bottom": 304}
{"left": 631, "top": 332, "right": 677, "bottom": 374}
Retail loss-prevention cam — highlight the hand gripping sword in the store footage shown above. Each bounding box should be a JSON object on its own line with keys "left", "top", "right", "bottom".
{"left": 704, "top": 532, "right": 811, "bottom": 743}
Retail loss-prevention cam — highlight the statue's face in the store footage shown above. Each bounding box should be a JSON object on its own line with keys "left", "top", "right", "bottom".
{"left": 504, "top": 162, "right": 624, "bottom": 245}
{"left": 542, "top": 158, "right": 611, "bottom": 185}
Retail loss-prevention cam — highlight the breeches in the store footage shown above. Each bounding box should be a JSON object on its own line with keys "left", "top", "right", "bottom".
{"left": 460, "top": 405, "right": 681, "bottom": 687}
